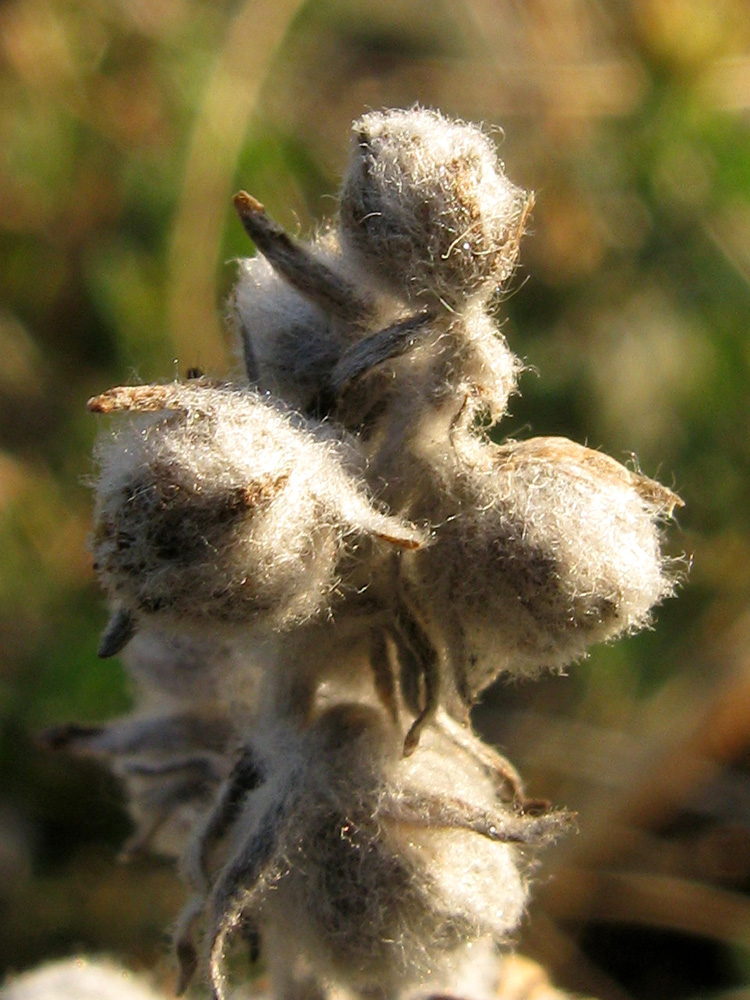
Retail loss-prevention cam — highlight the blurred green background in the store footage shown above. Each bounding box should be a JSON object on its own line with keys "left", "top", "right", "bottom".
{"left": 1, "top": 0, "right": 750, "bottom": 997}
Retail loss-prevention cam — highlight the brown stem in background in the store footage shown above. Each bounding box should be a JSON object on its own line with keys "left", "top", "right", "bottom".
{"left": 166, "top": 0, "right": 308, "bottom": 372}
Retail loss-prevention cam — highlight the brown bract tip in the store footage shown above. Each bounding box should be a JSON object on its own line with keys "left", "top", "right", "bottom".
{"left": 87, "top": 384, "right": 185, "bottom": 414}
{"left": 233, "top": 190, "right": 265, "bottom": 217}
{"left": 375, "top": 532, "right": 423, "bottom": 550}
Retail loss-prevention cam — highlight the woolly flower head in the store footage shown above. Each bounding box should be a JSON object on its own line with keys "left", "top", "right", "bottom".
{"left": 89, "top": 380, "right": 425, "bottom": 640}
{"left": 339, "top": 107, "right": 531, "bottom": 309}
{"left": 50, "top": 106, "right": 684, "bottom": 1000}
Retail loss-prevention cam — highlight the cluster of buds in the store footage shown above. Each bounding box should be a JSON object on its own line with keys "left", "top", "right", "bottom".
{"left": 52, "top": 108, "right": 681, "bottom": 1000}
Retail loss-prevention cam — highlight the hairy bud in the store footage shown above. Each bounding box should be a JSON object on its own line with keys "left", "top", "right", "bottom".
{"left": 90, "top": 381, "right": 425, "bottom": 640}
{"left": 407, "top": 437, "right": 682, "bottom": 699}
{"left": 230, "top": 242, "right": 349, "bottom": 414}
{"left": 177, "top": 702, "right": 569, "bottom": 1000}
{"left": 340, "top": 107, "right": 531, "bottom": 309}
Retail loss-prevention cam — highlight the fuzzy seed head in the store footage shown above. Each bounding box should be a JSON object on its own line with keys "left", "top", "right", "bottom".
{"left": 62, "top": 107, "right": 684, "bottom": 1000}
{"left": 0, "top": 959, "right": 166, "bottom": 1000}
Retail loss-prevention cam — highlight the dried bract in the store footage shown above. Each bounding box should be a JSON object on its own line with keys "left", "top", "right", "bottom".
{"left": 231, "top": 240, "right": 353, "bottom": 415}
{"left": 41, "top": 627, "right": 248, "bottom": 858}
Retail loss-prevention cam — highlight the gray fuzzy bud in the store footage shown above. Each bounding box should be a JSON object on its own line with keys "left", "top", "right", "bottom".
{"left": 90, "top": 381, "right": 425, "bottom": 637}
{"left": 340, "top": 107, "right": 531, "bottom": 309}
{"left": 185, "top": 704, "right": 567, "bottom": 1000}
{"left": 406, "top": 436, "right": 682, "bottom": 698}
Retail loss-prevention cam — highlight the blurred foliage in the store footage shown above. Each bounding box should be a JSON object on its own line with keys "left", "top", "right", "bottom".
{"left": 2, "top": 0, "right": 750, "bottom": 997}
